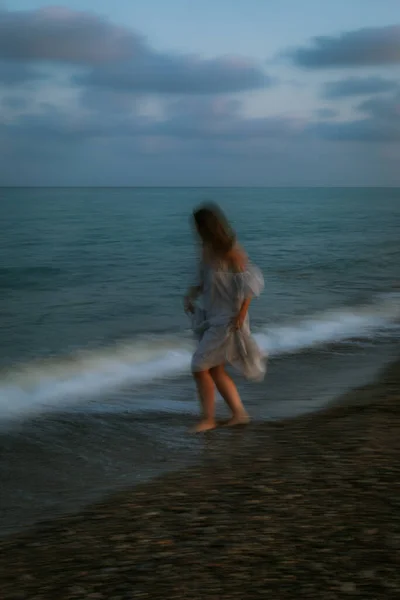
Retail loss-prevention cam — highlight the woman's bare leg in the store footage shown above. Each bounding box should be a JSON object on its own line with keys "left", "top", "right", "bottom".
{"left": 192, "top": 370, "right": 217, "bottom": 432}
{"left": 209, "top": 365, "right": 249, "bottom": 425}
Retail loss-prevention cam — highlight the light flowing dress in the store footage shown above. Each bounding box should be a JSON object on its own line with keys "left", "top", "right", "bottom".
{"left": 191, "top": 259, "right": 266, "bottom": 381}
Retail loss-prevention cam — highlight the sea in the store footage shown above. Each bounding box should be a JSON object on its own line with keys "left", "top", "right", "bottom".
{"left": 1, "top": 187, "right": 399, "bottom": 534}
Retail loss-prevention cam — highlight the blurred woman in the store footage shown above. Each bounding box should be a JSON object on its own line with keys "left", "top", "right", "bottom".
{"left": 184, "top": 203, "right": 266, "bottom": 432}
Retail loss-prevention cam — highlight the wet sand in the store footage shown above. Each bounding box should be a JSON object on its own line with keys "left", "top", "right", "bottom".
{"left": 1, "top": 359, "right": 399, "bottom": 599}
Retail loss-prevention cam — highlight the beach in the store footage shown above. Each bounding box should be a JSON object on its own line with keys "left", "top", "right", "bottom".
{"left": 1, "top": 358, "right": 399, "bottom": 599}
{"left": 1, "top": 187, "right": 399, "bottom": 536}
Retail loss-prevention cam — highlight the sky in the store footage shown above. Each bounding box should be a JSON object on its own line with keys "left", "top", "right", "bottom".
{"left": 0, "top": 1, "right": 400, "bottom": 186}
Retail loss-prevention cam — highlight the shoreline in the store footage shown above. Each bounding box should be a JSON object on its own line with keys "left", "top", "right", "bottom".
{"left": 1, "top": 358, "right": 399, "bottom": 599}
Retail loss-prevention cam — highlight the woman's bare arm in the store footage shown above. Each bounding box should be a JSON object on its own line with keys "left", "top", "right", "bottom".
{"left": 233, "top": 297, "right": 252, "bottom": 329}
{"left": 229, "top": 244, "right": 252, "bottom": 329}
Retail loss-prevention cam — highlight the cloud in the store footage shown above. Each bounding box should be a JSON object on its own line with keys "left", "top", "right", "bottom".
{"left": 287, "top": 25, "right": 400, "bottom": 68}
{"left": 0, "top": 97, "right": 301, "bottom": 145}
{"left": 0, "top": 60, "right": 45, "bottom": 84}
{"left": 2, "top": 77, "right": 397, "bottom": 154}
{"left": 0, "top": 7, "right": 270, "bottom": 95}
{"left": 1, "top": 97, "right": 398, "bottom": 186}
{"left": 0, "top": 7, "right": 140, "bottom": 64}
{"left": 1, "top": 122, "right": 394, "bottom": 186}
{"left": 148, "top": 97, "right": 302, "bottom": 139}
{"left": 312, "top": 91, "right": 400, "bottom": 141}
{"left": 358, "top": 93, "right": 400, "bottom": 120}
{"left": 0, "top": 95, "right": 307, "bottom": 187}
{"left": 1, "top": 95, "right": 28, "bottom": 110}
{"left": 0, "top": 104, "right": 144, "bottom": 142}
{"left": 1, "top": 7, "right": 398, "bottom": 185}
{"left": 315, "top": 108, "right": 338, "bottom": 119}
{"left": 311, "top": 119, "right": 400, "bottom": 142}
{"left": 322, "top": 76, "right": 398, "bottom": 99}
{"left": 76, "top": 55, "right": 271, "bottom": 94}
{"left": 78, "top": 87, "right": 141, "bottom": 116}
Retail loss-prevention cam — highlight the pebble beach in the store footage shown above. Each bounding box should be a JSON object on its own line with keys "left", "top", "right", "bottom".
{"left": 1, "top": 359, "right": 399, "bottom": 600}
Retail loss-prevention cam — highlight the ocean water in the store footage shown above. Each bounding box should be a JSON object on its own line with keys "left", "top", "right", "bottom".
{"left": 1, "top": 187, "right": 399, "bottom": 533}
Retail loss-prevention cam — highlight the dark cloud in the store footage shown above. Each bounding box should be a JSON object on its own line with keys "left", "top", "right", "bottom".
{"left": 0, "top": 7, "right": 270, "bottom": 95}
{"left": 315, "top": 108, "right": 338, "bottom": 119}
{"left": 0, "top": 104, "right": 146, "bottom": 142}
{"left": 148, "top": 98, "right": 300, "bottom": 139}
{"left": 3, "top": 82, "right": 398, "bottom": 153}
{"left": 322, "top": 76, "right": 398, "bottom": 99}
{"left": 1, "top": 97, "right": 397, "bottom": 186}
{"left": 79, "top": 88, "right": 139, "bottom": 114}
{"left": 0, "top": 97, "right": 300, "bottom": 145}
{"left": 1, "top": 95, "right": 29, "bottom": 110}
{"left": 76, "top": 54, "right": 271, "bottom": 94}
{"left": 0, "top": 60, "right": 45, "bottom": 84}
{"left": 358, "top": 93, "right": 400, "bottom": 120}
{"left": 287, "top": 25, "right": 400, "bottom": 68}
{"left": 0, "top": 7, "right": 140, "bottom": 64}
{"left": 0, "top": 96, "right": 304, "bottom": 186}
{"left": 312, "top": 91, "right": 400, "bottom": 142}
{"left": 311, "top": 119, "right": 400, "bottom": 142}
{"left": 1, "top": 123, "right": 393, "bottom": 187}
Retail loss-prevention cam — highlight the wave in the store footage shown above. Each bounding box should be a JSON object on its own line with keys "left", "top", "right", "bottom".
{"left": 255, "top": 293, "right": 399, "bottom": 354}
{"left": 0, "top": 293, "right": 399, "bottom": 422}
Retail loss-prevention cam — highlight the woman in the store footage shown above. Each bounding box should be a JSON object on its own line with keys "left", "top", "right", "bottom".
{"left": 184, "top": 203, "right": 266, "bottom": 433}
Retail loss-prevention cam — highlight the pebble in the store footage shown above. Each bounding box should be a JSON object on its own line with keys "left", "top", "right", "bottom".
{"left": 340, "top": 582, "right": 357, "bottom": 594}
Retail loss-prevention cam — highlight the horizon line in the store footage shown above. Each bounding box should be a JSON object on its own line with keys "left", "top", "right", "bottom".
{"left": 1, "top": 185, "right": 399, "bottom": 190}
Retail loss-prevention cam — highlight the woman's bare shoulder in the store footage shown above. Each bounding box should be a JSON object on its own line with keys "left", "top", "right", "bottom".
{"left": 227, "top": 244, "right": 248, "bottom": 272}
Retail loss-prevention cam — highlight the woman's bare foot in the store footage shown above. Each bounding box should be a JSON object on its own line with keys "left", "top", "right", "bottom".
{"left": 190, "top": 419, "right": 217, "bottom": 433}
{"left": 223, "top": 413, "right": 250, "bottom": 427}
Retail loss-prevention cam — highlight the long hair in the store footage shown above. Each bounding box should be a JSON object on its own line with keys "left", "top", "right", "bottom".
{"left": 193, "top": 203, "right": 236, "bottom": 258}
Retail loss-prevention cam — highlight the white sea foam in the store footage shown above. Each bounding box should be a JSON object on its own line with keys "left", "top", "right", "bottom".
{"left": 0, "top": 294, "right": 398, "bottom": 422}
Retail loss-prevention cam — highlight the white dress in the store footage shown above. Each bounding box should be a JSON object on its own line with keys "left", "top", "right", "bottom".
{"left": 191, "top": 260, "right": 266, "bottom": 381}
